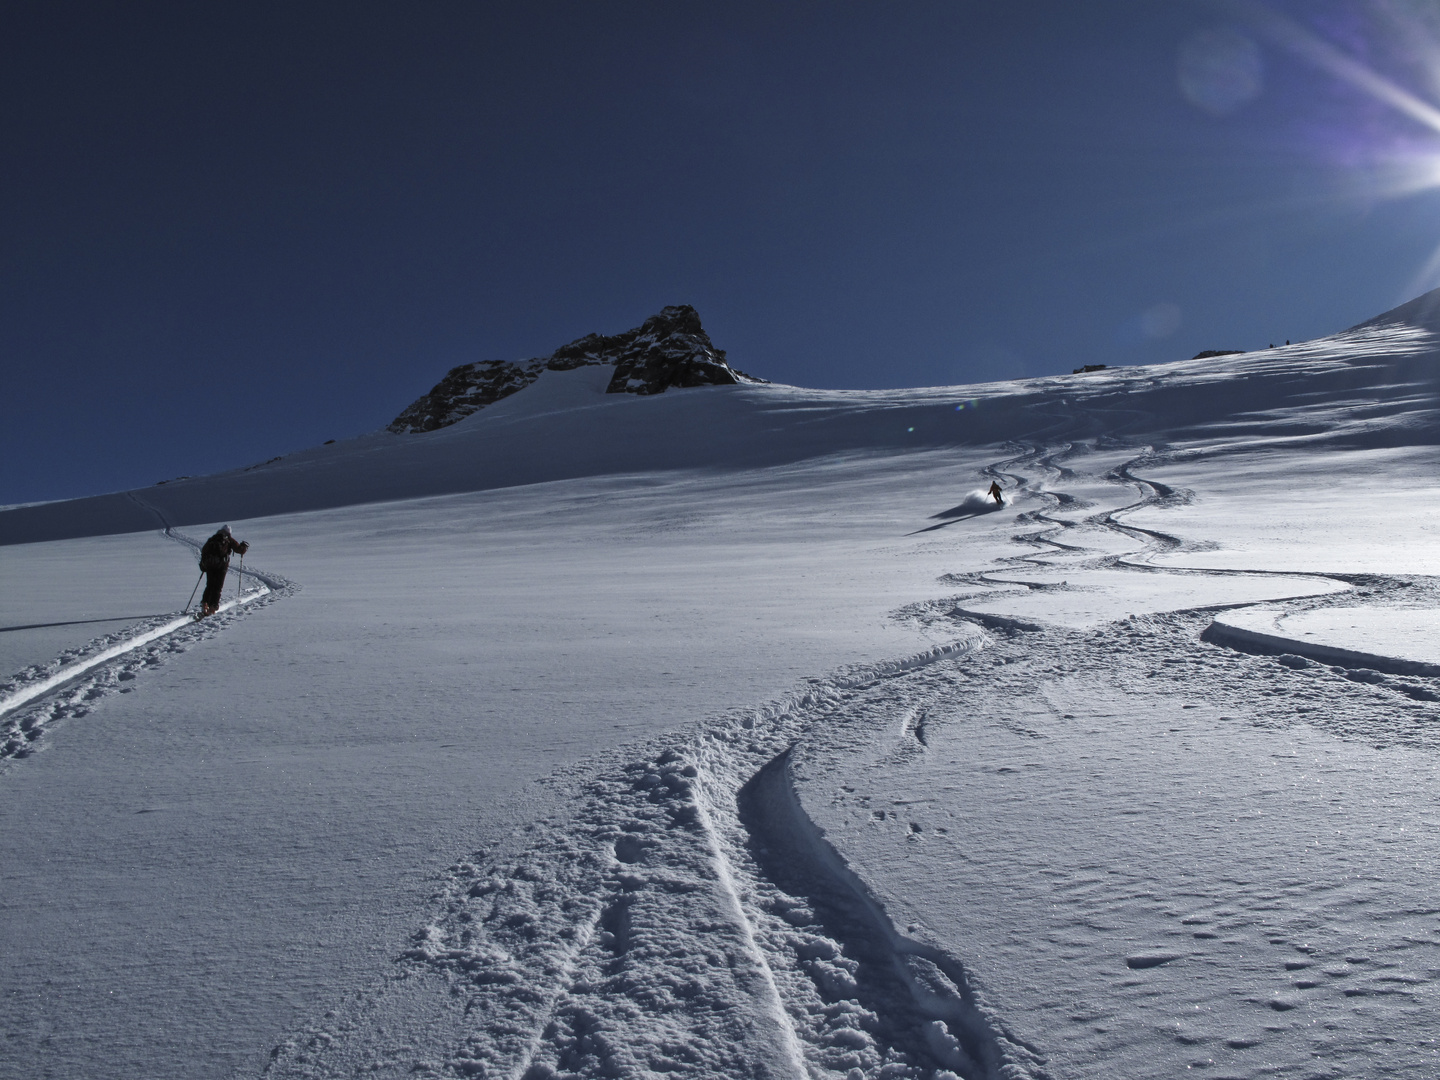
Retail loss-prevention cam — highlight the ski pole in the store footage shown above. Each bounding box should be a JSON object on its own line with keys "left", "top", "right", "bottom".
{"left": 236, "top": 555, "right": 245, "bottom": 599}
{"left": 184, "top": 570, "right": 203, "bottom": 614}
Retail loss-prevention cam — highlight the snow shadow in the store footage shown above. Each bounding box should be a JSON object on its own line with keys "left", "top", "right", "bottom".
{"left": 912, "top": 491, "right": 1004, "bottom": 534}
{"left": 738, "top": 746, "right": 1036, "bottom": 1080}
{"left": 1203, "top": 618, "right": 1440, "bottom": 681}
{"left": 0, "top": 615, "right": 172, "bottom": 634}
{"left": 935, "top": 491, "right": 1005, "bottom": 519}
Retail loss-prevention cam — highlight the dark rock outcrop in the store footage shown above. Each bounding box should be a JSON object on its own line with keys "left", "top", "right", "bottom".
{"left": 388, "top": 360, "right": 546, "bottom": 433}
{"left": 1192, "top": 349, "right": 1244, "bottom": 360}
{"left": 388, "top": 305, "right": 759, "bottom": 434}
{"left": 601, "top": 304, "right": 743, "bottom": 395}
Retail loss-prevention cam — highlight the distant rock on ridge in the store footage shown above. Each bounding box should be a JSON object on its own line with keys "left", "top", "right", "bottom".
{"left": 388, "top": 305, "right": 762, "bottom": 434}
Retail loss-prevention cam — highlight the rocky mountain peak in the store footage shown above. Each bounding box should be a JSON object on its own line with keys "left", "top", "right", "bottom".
{"left": 388, "top": 305, "right": 761, "bottom": 434}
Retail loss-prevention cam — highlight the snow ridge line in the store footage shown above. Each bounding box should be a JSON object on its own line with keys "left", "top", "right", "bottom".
{"left": 731, "top": 745, "right": 1046, "bottom": 1080}
{"left": 1202, "top": 617, "right": 1440, "bottom": 678}
{"left": 265, "top": 632, "right": 1048, "bottom": 1080}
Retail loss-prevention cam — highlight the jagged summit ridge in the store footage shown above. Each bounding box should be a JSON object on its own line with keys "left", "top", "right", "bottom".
{"left": 389, "top": 305, "right": 762, "bottom": 434}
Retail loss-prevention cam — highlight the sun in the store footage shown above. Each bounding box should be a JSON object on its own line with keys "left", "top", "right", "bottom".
{"left": 1230, "top": 1, "right": 1440, "bottom": 293}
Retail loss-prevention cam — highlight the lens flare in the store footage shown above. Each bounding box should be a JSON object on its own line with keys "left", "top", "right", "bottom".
{"left": 1140, "top": 302, "right": 1183, "bottom": 339}
{"left": 1178, "top": 27, "right": 1264, "bottom": 116}
{"left": 1223, "top": 1, "right": 1440, "bottom": 294}
{"left": 1231, "top": 0, "right": 1440, "bottom": 134}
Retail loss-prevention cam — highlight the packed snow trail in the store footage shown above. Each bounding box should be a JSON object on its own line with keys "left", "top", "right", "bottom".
{"left": 4, "top": 314, "right": 1434, "bottom": 548}
{"left": 0, "top": 526, "right": 291, "bottom": 765}
{"left": 0, "top": 595, "right": 259, "bottom": 720}
{"left": 838, "top": 439, "right": 1440, "bottom": 1076}
{"left": 1204, "top": 604, "right": 1440, "bottom": 678}
{"left": 263, "top": 637, "right": 1059, "bottom": 1080}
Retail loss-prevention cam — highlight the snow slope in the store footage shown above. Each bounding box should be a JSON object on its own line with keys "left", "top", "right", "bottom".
{"left": 2, "top": 295, "right": 1440, "bottom": 1079}
{"left": 0, "top": 316, "right": 1434, "bottom": 546}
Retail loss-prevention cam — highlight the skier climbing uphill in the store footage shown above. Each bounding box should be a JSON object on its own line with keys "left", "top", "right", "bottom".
{"left": 197, "top": 525, "right": 249, "bottom": 618}
{"left": 988, "top": 480, "right": 1004, "bottom": 506}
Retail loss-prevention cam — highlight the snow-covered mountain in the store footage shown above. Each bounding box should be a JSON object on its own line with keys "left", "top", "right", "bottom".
{"left": 387, "top": 304, "right": 761, "bottom": 434}
{"left": 3, "top": 290, "right": 1437, "bottom": 546}
{"left": 3, "top": 289, "right": 1440, "bottom": 1080}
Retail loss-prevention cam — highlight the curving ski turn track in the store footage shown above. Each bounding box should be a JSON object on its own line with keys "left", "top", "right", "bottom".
{"left": 260, "top": 427, "right": 1440, "bottom": 1080}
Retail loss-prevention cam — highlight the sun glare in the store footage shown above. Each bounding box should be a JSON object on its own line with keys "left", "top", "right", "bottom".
{"left": 1224, "top": 1, "right": 1440, "bottom": 294}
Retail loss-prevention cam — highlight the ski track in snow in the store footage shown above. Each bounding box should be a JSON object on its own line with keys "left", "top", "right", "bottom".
{"left": 259, "top": 432, "right": 1440, "bottom": 1080}
{"left": 264, "top": 633, "right": 1047, "bottom": 1080}
{"left": 0, "top": 525, "right": 294, "bottom": 768}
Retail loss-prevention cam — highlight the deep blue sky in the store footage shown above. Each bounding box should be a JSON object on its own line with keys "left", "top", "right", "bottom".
{"left": 6, "top": 1, "right": 1440, "bottom": 503}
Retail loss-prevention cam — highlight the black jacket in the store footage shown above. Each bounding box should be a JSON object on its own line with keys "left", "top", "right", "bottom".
{"left": 199, "top": 530, "right": 248, "bottom": 573}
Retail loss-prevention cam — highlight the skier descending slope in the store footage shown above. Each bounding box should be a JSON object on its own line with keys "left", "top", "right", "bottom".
{"left": 196, "top": 525, "right": 249, "bottom": 618}
{"left": 988, "top": 479, "right": 1004, "bottom": 505}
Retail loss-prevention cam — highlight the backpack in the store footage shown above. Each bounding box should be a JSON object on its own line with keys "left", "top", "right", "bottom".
{"left": 199, "top": 533, "right": 228, "bottom": 573}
